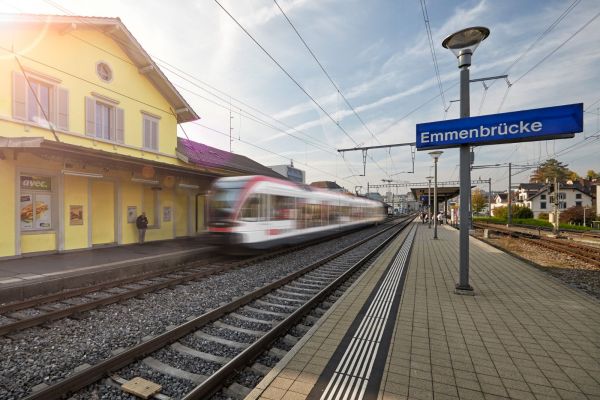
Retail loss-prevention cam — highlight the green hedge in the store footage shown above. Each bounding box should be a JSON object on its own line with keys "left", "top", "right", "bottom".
{"left": 473, "top": 216, "right": 593, "bottom": 231}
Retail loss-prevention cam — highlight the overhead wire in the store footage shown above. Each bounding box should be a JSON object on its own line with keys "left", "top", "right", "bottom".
{"left": 38, "top": 0, "right": 377, "bottom": 185}
{"left": 273, "top": 0, "right": 382, "bottom": 146}
{"left": 41, "top": 0, "right": 344, "bottom": 156}
{"left": 419, "top": 0, "right": 446, "bottom": 111}
{"left": 213, "top": 0, "right": 360, "bottom": 147}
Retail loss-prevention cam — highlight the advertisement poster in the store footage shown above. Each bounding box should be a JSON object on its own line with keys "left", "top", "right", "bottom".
{"left": 35, "top": 194, "right": 52, "bottom": 229}
{"left": 70, "top": 205, "right": 83, "bottom": 225}
{"left": 163, "top": 206, "right": 172, "bottom": 222}
{"left": 127, "top": 206, "right": 137, "bottom": 223}
{"left": 20, "top": 195, "right": 33, "bottom": 229}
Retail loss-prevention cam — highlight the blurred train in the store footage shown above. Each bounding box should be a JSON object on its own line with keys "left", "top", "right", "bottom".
{"left": 208, "top": 175, "right": 386, "bottom": 249}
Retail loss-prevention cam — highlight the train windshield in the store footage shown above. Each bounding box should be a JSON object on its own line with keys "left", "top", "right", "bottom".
{"left": 209, "top": 181, "right": 246, "bottom": 220}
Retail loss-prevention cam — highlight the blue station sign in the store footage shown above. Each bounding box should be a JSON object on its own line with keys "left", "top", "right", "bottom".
{"left": 416, "top": 103, "right": 583, "bottom": 150}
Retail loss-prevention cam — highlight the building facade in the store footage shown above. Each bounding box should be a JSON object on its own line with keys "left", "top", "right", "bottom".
{"left": 0, "top": 15, "right": 279, "bottom": 258}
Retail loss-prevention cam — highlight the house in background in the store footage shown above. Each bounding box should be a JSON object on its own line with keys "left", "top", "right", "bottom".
{"left": 523, "top": 183, "right": 594, "bottom": 218}
{"left": 490, "top": 192, "right": 509, "bottom": 217}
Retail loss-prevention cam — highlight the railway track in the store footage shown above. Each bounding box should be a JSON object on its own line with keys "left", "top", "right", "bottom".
{"left": 474, "top": 222, "right": 600, "bottom": 267}
{"left": 0, "top": 220, "right": 404, "bottom": 337}
{"left": 22, "top": 217, "right": 413, "bottom": 400}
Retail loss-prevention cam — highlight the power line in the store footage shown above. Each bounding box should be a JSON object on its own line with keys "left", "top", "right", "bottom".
{"left": 38, "top": 0, "right": 345, "bottom": 156}
{"left": 213, "top": 0, "right": 359, "bottom": 147}
{"left": 273, "top": 0, "right": 381, "bottom": 146}
{"left": 419, "top": 0, "right": 446, "bottom": 111}
{"left": 31, "top": 1, "right": 374, "bottom": 183}
{"left": 192, "top": 121, "right": 361, "bottom": 186}
{"left": 513, "top": 9, "right": 600, "bottom": 85}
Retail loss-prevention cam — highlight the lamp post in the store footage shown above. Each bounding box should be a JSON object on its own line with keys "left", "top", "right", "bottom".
{"left": 426, "top": 176, "right": 433, "bottom": 228}
{"left": 442, "top": 26, "right": 489, "bottom": 294}
{"left": 429, "top": 151, "right": 443, "bottom": 239}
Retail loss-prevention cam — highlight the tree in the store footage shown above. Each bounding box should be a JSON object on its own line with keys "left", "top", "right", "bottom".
{"left": 586, "top": 169, "right": 600, "bottom": 180}
{"left": 471, "top": 189, "right": 487, "bottom": 214}
{"left": 560, "top": 206, "right": 597, "bottom": 226}
{"left": 529, "top": 158, "right": 576, "bottom": 183}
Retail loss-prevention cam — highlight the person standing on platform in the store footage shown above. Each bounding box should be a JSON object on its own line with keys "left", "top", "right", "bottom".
{"left": 136, "top": 212, "right": 148, "bottom": 244}
{"left": 437, "top": 211, "right": 444, "bottom": 225}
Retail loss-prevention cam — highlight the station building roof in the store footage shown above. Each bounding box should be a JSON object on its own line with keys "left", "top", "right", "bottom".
{"left": 4, "top": 13, "right": 199, "bottom": 124}
{"left": 177, "top": 138, "right": 285, "bottom": 179}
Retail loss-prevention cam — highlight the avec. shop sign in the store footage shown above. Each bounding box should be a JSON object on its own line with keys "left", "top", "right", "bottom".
{"left": 416, "top": 103, "right": 583, "bottom": 150}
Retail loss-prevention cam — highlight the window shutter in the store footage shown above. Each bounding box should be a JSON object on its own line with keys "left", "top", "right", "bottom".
{"left": 143, "top": 117, "right": 151, "bottom": 149}
{"left": 116, "top": 108, "right": 124, "bottom": 143}
{"left": 57, "top": 88, "right": 69, "bottom": 131}
{"left": 85, "top": 97, "right": 95, "bottom": 136}
{"left": 152, "top": 120, "right": 158, "bottom": 150}
{"left": 12, "top": 72, "right": 27, "bottom": 120}
{"left": 109, "top": 106, "right": 116, "bottom": 141}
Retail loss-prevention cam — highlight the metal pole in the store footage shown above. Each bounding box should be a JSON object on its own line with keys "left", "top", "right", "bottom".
{"left": 428, "top": 180, "right": 432, "bottom": 228}
{"left": 434, "top": 159, "right": 439, "bottom": 239}
{"left": 488, "top": 178, "right": 492, "bottom": 217}
{"left": 556, "top": 179, "right": 560, "bottom": 236}
{"left": 457, "top": 64, "right": 473, "bottom": 293}
{"left": 508, "top": 163, "right": 512, "bottom": 225}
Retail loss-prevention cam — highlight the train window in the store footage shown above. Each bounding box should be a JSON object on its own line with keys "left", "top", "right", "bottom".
{"left": 239, "top": 195, "right": 260, "bottom": 221}
{"left": 272, "top": 195, "right": 294, "bottom": 220}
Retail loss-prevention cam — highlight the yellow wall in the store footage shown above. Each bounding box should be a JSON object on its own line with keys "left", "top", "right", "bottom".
{"left": 63, "top": 175, "right": 88, "bottom": 250}
{"left": 0, "top": 23, "right": 181, "bottom": 164}
{"left": 121, "top": 182, "right": 142, "bottom": 244}
{"left": 147, "top": 189, "right": 174, "bottom": 241}
{"left": 174, "top": 190, "right": 188, "bottom": 237}
{"left": 21, "top": 232, "right": 56, "bottom": 253}
{"left": 197, "top": 195, "right": 205, "bottom": 232}
{"left": 0, "top": 157, "right": 16, "bottom": 257}
{"left": 91, "top": 180, "right": 115, "bottom": 245}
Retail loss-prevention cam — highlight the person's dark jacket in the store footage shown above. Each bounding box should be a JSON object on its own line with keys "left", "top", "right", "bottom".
{"left": 136, "top": 215, "right": 148, "bottom": 229}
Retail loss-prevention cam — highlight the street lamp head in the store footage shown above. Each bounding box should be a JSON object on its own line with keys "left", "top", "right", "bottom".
{"left": 428, "top": 150, "right": 444, "bottom": 161}
{"left": 442, "top": 26, "right": 489, "bottom": 67}
{"left": 426, "top": 176, "right": 433, "bottom": 182}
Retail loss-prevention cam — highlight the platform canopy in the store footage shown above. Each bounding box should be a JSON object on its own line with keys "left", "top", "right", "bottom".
{"left": 411, "top": 186, "right": 462, "bottom": 205}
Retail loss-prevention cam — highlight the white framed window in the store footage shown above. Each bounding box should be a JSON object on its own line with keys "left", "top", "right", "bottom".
{"left": 85, "top": 96, "right": 124, "bottom": 143}
{"left": 12, "top": 71, "right": 69, "bottom": 131}
{"left": 142, "top": 114, "right": 159, "bottom": 151}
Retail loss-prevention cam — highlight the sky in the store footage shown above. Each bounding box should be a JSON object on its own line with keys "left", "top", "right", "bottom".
{"left": 2, "top": 0, "right": 600, "bottom": 194}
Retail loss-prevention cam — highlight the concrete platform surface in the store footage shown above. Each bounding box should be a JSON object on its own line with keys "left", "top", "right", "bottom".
{"left": 248, "top": 222, "right": 600, "bottom": 400}
{"left": 0, "top": 237, "right": 213, "bottom": 303}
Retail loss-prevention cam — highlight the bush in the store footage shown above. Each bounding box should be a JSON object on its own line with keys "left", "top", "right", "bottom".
{"left": 513, "top": 206, "right": 533, "bottom": 219}
{"left": 537, "top": 212, "right": 549, "bottom": 220}
{"left": 492, "top": 204, "right": 533, "bottom": 220}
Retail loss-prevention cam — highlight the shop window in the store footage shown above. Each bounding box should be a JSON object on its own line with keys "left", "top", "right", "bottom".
{"left": 85, "top": 96, "right": 124, "bottom": 143}
{"left": 143, "top": 114, "right": 159, "bottom": 151}
{"left": 12, "top": 71, "right": 69, "bottom": 130}
{"left": 19, "top": 175, "right": 53, "bottom": 231}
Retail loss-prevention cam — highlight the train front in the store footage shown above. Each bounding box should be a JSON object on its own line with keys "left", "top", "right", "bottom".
{"left": 207, "top": 178, "right": 247, "bottom": 247}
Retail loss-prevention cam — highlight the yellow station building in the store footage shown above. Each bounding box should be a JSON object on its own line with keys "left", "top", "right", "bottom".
{"left": 0, "top": 14, "right": 281, "bottom": 258}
